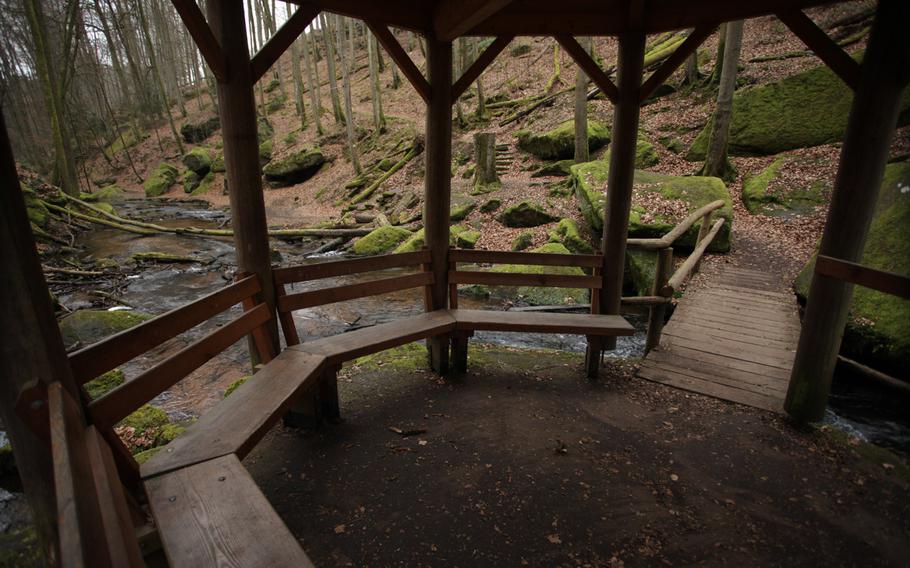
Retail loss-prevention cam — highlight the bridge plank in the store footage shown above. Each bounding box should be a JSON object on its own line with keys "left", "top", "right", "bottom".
{"left": 451, "top": 309, "right": 634, "bottom": 335}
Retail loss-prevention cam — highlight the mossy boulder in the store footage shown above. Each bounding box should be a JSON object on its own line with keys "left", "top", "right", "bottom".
{"left": 257, "top": 117, "right": 274, "bottom": 142}
{"left": 498, "top": 200, "right": 558, "bottom": 228}
{"left": 259, "top": 140, "right": 274, "bottom": 165}
{"left": 659, "top": 136, "right": 685, "bottom": 154}
{"left": 84, "top": 369, "right": 125, "bottom": 399}
{"left": 687, "top": 59, "right": 910, "bottom": 160}
{"left": 532, "top": 159, "right": 575, "bottom": 178}
{"left": 394, "top": 225, "right": 476, "bottom": 253}
{"left": 120, "top": 404, "right": 169, "bottom": 433}
{"left": 548, "top": 218, "right": 594, "bottom": 254}
{"left": 742, "top": 154, "right": 828, "bottom": 215}
{"left": 479, "top": 198, "right": 502, "bottom": 213}
{"left": 211, "top": 153, "right": 225, "bottom": 173}
{"left": 181, "top": 146, "right": 213, "bottom": 174}
{"left": 262, "top": 148, "right": 325, "bottom": 187}
{"left": 59, "top": 309, "right": 151, "bottom": 347}
{"left": 602, "top": 136, "right": 660, "bottom": 168}
{"left": 182, "top": 170, "right": 200, "bottom": 193}
{"left": 490, "top": 243, "right": 589, "bottom": 305}
{"left": 450, "top": 202, "right": 476, "bottom": 222}
{"left": 191, "top": 172, "right": 216, "bottom": 196}
{"left": 626, "top": 250, "right": 658, "bottom": 297}
{"left": 454, "top": 227, "right": 480, "bottom": 249}
{"left": 571, "top": 159, "right": 733, "bottom": 252}
{"left": 21, "top": 185, "right": 49, "bottom": 228}
{"left": 143, "top": 162, "right": 179, "bottom": 197}
{"left": 180, "top": 116, "right": 220, "bottom": 143}
{"left": 352, "top": 226, "right": 412, "bottom": 255}
{"left": 84, "top": 185, "right": 125, "bottom": 202}
{"left": 511, "top": 231, "right": 535, "bottom": 251}
{"left": 517, "top": 120, "right": 611, "bottom": 160}
{"left": 794, "top": 161, "right": 910, "bottom": 377}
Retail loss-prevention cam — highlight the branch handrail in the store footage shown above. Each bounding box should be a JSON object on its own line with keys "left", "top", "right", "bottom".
{"left": 627, "top": 199, "right": 725, "bottom": 251}
{"left": 661, "top": 218, "right": 726, "bottom": 296}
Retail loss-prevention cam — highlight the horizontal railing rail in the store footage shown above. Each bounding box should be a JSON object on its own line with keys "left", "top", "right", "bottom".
{"left": 627, "top": 199, "right": 725, "bottom": 251}
{"left": 814, "top": 254, "right": 910, "bottom": 299}
{"left": 273, "top": 250, "right": 430, "bottom": 284}
{"left": 448, "top": 249, "right": 603, "bottom": 267}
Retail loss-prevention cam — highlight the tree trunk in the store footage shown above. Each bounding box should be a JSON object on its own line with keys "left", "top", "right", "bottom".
{"left": 136, "top": 0, "right": 185, "bottom": 155}
{"left": 303, "top": 30, "right": 323, "bottom": 135}
{"left": 701, "top": 21, "right": 743, "bottom": 181}
{"left": 473, "top": 132, "right": 499, "bottom": 188}
{"left": 683, "top": 52, "right": 701, "bottom": 85}
{"left": 368, "top": 31, "right": 385, "bottom": 132}
{"left": 708, "top": 22, "right": 727, "bottom": 85}
{"left": 473, "top": 38, "right": 486, "bottom": 118}
{"left": 335, "top": 14, "right": 361, "bottom": 174}
{"left": 286, "top": 4, "right": 306, "bottom": 129}
{"left": 574, "top": 36, "right": 592, "bottom": 163}
{"left": 321, "top": 13, "right": 345, "bottom": 124}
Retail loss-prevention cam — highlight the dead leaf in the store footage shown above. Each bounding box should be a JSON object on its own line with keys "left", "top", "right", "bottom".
{"left": 334, "top": 524, "right": 346, "bottom": 534}
{"left": 547, "top": 534, "right": 562, "bottom": 544}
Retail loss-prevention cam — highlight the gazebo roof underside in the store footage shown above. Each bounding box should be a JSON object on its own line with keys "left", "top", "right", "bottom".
{"left": 284, "top": 0, "right": 851, "bottom": 38}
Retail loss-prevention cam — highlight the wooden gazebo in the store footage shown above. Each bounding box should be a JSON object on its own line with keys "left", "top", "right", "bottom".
{"left": 1, "top": 0, "right": 907, "bottom": 564}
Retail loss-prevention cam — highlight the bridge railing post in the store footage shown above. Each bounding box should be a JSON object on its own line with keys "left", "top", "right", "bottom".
{"left": 693, "top": 212, "right": 713, "bottom": 272}
{"left": 645, "top": 247, "right": 673, "bottom": 353}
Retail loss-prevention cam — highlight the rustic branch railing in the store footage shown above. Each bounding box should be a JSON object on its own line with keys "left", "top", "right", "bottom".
{"left": 626, "top": 199, "right": 725, "bottom": 251}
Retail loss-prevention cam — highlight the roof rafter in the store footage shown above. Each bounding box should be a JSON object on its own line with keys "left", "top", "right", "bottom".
{"left": 434, "top": 0, "right": 515, "bottom": 41}
{"left": 639, "top": 23, "right": 716, "bottom": 101}
{"left": 452, "top": 35, "right": 513, "bottom": 100}
{"left": 250, "top": 3, "right": 321, "bottom": 83}
{"left": 554, "top": 34, "right": 618, "bottom": 104}
{"left": 777, "top": 9, "right": 860, "bottom": 90}
{"left": 366, "top": 22, "right": 431, "bottom": 104}
{"left": 171, "top": 0, "right": 227, "bottom": 82}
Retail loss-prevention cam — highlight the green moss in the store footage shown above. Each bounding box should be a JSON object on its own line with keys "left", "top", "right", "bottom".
{"left": 602, "top": 136, "right": 660, "bottom": 168}
{"left": 742, "top": 156, "right": 787, "bottom": 213}
{"left": 134, "top": 446, "right": 164, "bottom": 465}
{"left": 378, "top": 157, "right": 395, "bottom": 171}
{"left": 143, "top": 162, "right": 179, "bottom": 197}
{"left": 498, "top": 200, "right": 559, "bottom": 227}
{"left": 132, "top": 252, "right": 204, "bottom": 264}
{"left": 455, "top": 228, "right": 480, "bottom": 249}
{"left": 351, "top": 342, "right": 428, "bottom": 372}
{"left": 211, "top": 153, "right": 225, "bottom": 173}
{"left": 688, "top": 57, "right": 910, "bottom": 159}
{"left": 659, "top": 136, "right": 685, "bottom": 154}
{"left": 742, "top": 154, "right": 827, "bottom": 215}
{"left": 450, "top": 201, "right": 476, "bottom": 222}
{"left": 180, "top": 116, "right": 220, "bottom": 144}
{"left": 182, "top": 170, "right": 201, "bottom": 193}
{"left": 59, "top": 309, "right": 152, "bottom": 347}
{"left": 511, "top": 231, "right": 535, "bottom": 251}
{"left": 491, "top": 243, "right": 589, "bottom": 305}
{"left": 548, "top": 218, "right": 594, "bottom": 254}
{"left": 182, "top": 146, "right": 213, "bottom": 174}
{"left": 532, "top": 159, "right": 575, "bottom": 178}
{"left": 479, "top": 198, "right": 502, "bottom": 213}
{"left": 0, "top": 526, "right": 41, "bottom": 566}
{"left": 626, "top": 250, "right": 658, "bottom": 296}
{"left": 517, "top": 120, "right": 611, "bottom": 160}
{"left": 571, "top": 159, "right": 733, "bottom": 252}
{"left": 283, "top": 131, "right": 298, "bottom": 146}
{"left": 84, "top": 369, "right": 125, "bottom": 399}
{"left": 258, "top": 117, "right": 274, "bottom": 141}
{"left": 224, "top": 376, "right": 251, "bottom": 398}
{"left": 259, "top": 139, "right": 274, "bottom": 164}
{"left": 191, "top": 172, "right": 217, "bottom": 196}
{"left": 509, "top": 43, "right": 532, "bottom": 56}
{"left": 471, "top": 180, "right": 501, "bottom": 195}
{"left": 262, "top": 147, "right": 325, "bottom": 187}
{"left": 83, "top": 185, "right": 125, "bottom": 202}
{"left": 794, "top": 161, "right": 910, "bottom": 375}
{"left": 120, "top": 404, "right": 169, "bottom": 433}
{"left": 394, "top": 225, "right": 476, "bottom": 253}
{"left": 352, "top": 226, "right": 412, "bottom": 255}
{"left": 21, "top": 185, "right": 49, "bottom": 228}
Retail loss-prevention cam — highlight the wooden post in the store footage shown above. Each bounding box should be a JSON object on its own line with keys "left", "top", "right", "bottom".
{"left": 206, "top": 1, "right": 279, "bottom": 362}
{"left": 785, "top": 0, "right": 910, "bottom": 423}
{"left": 0, "top": 108, "right": 78, "bottom": 563}
{"left": 597, "top": 31, "right": 646, "bottom": 352}
{"left": 645, "top": 247, "right": 673, "bottom": 353}
{"left": 473, "top": 132, "right": 499, "bottom": 191}
{"left": 693, "top": 211, "right": 712, "bottom": 271}
{"left": 424, "top": 35, "right": 453, "bottom": 374}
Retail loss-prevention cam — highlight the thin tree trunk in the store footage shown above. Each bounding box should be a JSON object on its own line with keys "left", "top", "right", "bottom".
{"left": 335, "top": 14, "right": 360, "bottom": 174}
{"left": 303, "top": 30, "right": 323, "bottom": 135}
{"left": 708, "top": 22, "right": 727, "bottom": 85}
{"left": 702, "top": 21, "right": 743, "bottom": 180}
{"left": 368, "top": 30, "right": 385, "bottom": 132}
{"left": 473, "top": 38, "right": 486, "bottom": 118}
{"left": 322, "top": 13, "right": 344, "bottom": 124}
{"left": 136, "top": 0, "right": 185, "bottom": 155}
{"left": 285, "top": 4, "right": 306, "bottom": 129}
{"left": 574, "top": 37, "right": 592, "bottom": 163}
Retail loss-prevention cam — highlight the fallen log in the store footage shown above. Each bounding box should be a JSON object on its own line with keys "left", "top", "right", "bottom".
{"left": 350, "top": 142, "right": 422, "bottom": 204}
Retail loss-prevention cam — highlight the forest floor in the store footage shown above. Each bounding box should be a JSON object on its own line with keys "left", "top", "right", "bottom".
{"left": 232, "top": 344, "right": 910, "bottom": 567}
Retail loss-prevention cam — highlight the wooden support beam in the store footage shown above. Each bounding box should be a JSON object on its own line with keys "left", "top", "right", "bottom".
{"left": 366, "top": 22, "right": 431, "bottom": 103}
{"left": 207, "top": 1, "right": 280, "bottom": 362}
{"left": 554, "top": 34, "right": 619, "bottom": 103}
{"left": 597, "top": 31, "right": 646, "bottom": 353}
{"left": 424, "top": 36, "right": 453, "bottom": 373}
{"left": 814, "top": 255, "right": 910, "bottom": 299}
{"left": 171, "top": 0, "right": 227, "bottom": 82}
{"left": 290, "top": 0, "right": 432, "bottom": 32}
{"left": 640, "top": 23, "right": 716, "bottom": 101}
{"left": 786, "top": 0, "right": 910, "bottom": 423}
{"left": 777, "top": 9, "right": 860, "bottom": 90}
{"left": 250, "top": 3, "right": 321, "bottom": 83}
{"left": 434, "top": 0, "right": 515, "bottom": 41}
{"left": 452, "top": 35, "right": 514, "bottom": 100}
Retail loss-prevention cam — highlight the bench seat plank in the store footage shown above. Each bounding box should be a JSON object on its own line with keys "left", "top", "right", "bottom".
{"left": 145, "top": 454, "right": 313, "bottom": 568}
{"left": 290, "top": 310, "right": 457, "bottom": 364}
{"left": 450, "top": 309, "right": 635, "bottom": 335}
{"left": 141, "top": 350, "right": 325, "bottom": 479}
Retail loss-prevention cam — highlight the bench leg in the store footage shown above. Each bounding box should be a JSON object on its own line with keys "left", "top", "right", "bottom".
{"left": 451, "top": 331, "right": 472, "bottom": 374}
{"left": 318, "top": 365, "right": 342, "bottom": 423}
{"left": 284, "top": 365, "right": 342, "bottom": 428}
{"left": 585, "top": 335, "right": 601, "bottom": 379}
{"left": 427, "top": 336, "right": 449, "bottom": 375}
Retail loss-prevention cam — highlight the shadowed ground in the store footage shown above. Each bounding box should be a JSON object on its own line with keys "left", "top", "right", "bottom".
{"left": 244, "top": 344, "right": 909, "bottom": 567}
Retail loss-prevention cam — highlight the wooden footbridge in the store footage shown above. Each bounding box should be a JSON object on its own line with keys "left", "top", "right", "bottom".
{"left": 638, "top": 267, "right": 800, "bottom": 413}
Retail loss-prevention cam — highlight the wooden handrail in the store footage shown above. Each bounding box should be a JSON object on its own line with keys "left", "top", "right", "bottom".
{"left": 273, "top": 250, "right": 431, "bottom": 284}
{"left": 68, "top": 275, "right": 262, "bottom": 384}
{"left": 627, "top": 200, "right": 725, "bottom": 251}
{"left": 815, "top": 255, "right": 910, "bottom": 299}
{"left": 449, "top": 249, "right": 603, "bottom": 268}
{"left": 279, "top": 272, "right": 434, "bottom": 312}
{"left": 661, "top": 218, "right": 726, "bottom": 296}
{"left": 449, "top": 271, "right": 602, "bottom": 289}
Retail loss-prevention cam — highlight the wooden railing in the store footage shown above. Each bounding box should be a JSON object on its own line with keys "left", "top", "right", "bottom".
{"left": 814, "top": 254, "right": 910, "bottom": 299}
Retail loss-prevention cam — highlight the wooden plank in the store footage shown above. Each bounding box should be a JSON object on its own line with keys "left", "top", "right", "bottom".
{"left": 712, "top": 284, "right": 795, "bottom": 300}
{"left": 83, "top": 427, "right": 144, "bottom": 566}
{"left": 142, "top": 350, "right": 325, "bottom": 479}
{"left": 662, "top": 328, "right": 796, "bottom": 362}
{"left": 250, "top": 4, "right": 321, "bottom": 82}
{"left": 145, "top": 454, "right": 314, "bottom": 567}
{"left": 275, "top": 285, "right": 301, "bottom": 346}
{"left": 449, "top": 270, "right": 601, "bottom": 289}
{"left": 273, "top": 250, "right": 430, "bottom": 284}
{"left": 675, "top": 302, "right": 799, "bottom": 327}
{"left": 656, "top": 344, "right": 791, "bottom": 380}
{"left": 89, "top": 304, "right": 273, "bottom": 429}
{"left": 696, "top": 289, "right": 794, "bottom": 307}
{"left": 640, "top": 359, "right": 787, "bottom": 398}
{"left": 171, "top": 0, "right": 227, "bottom": 81}
{"left": 668, "top": 309, "right": 801, "bottom": 335}
{"left": 554, "top": 34, "right": 619, "bottom": 103}
{"left": 366, "top": 22, "right": 431, "bottom": 103}
{"left": 663, "top": 321, "right": 795, "bottom": 350}
{"left": 683, "top": 290, "right": 795, "bottom": 311}
{"left": 451, "top": 309, "right": 635, "bottom": 335}
{"left": 637, "top": 364, "right": 784, "bottom": 413}
{"left": 278, "top": 272, "right": 434, "bottom": 312}
{"left": 291, "top": 311, "right": 457, "bottom": 364}
{"left": 434, "top": 0, "right": 515, "bottom": 41}
{"left": 640, "top": 23, "right": 716, "bottom": 101}
{"left": 450, "top": 249, "right": 603, "bottom": 267}
{"left": 663, "top": 316, "right": 798, "bottom": 342}
{"left": 815, "top": 254, "right": 910, "bottom": 299}
{"left": 777, "top": 10, "right": 860, "bottom": 90}
{"left": 646, "top": 350, "right": 790, "bottom": 390}
{"left": 69, "top": 276, "right": 261, "bottom": 384}
{"left": 452, "top": 35, "right": 514, "bottom": 99}
{"left": 662, "top": 335, "right": 795, "bottom": 370}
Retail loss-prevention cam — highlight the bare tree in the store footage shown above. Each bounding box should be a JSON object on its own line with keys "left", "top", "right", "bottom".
{"left": 700, "top": 21, "right": 744, "bottom": 181}
{"left": 574, "top": 37, "right": 592, "bottom": 163}
{"left": 334, "top": 14, "right": 360, "bottom": 173}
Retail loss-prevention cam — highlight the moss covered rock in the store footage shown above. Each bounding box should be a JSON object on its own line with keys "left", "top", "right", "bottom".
{"left": 794, "top": 161, "right": 910, "bottom": 376}
{"left": 571, "top": 159, "right": 733, "bottom": 252}
{"left": 532, "top": 159, "right": 576, "bottom": 178}
{"left": 182, "top": 146, "right": 213, "bottom": 174}
{"left": 491, "top": 243, "right": 589, "bottom": 305}
{"left": 180, "top": 116, "right": 220, "bottom": 144}
{"left": 548, "top": 218, "right": 594, "bottom": 254}
{"left": 687, "top": 59, "right": 910, "bottom": 160}
{"left": 626, "top": 250, "right": 658, "bottom": 297}
{"left": 479, "top": 198, "right": 502, "bottom": 213}
{"left": 262, "top": 148, "right": 325, "bottom": 187}
{"left": 144, "top": 162, "right": 179, "bottom": 197}
{"left": 21, "top": 185, "right": 49, "bottom": 227}
{"left": 87, "top": 185, "right": 125, "bottom": 202}
{"left": 84, "top": 369, "right": 125, "bottom": 400}
{"left": 352, "top": 226, "right": 412, "bottom": 255}
{"left": 59, "top": 309, "right": 151, "bottom": 347}
{"left": 450, "top": 201, "right": 476, "bottom": 222}
{"left": 120, "top": 404, "right": 169, "bottom": 433}
{"left": 259, "top": 140, "right": 274, "bottom": 165}
{"left": 211, "top": 153, "right": 225, "bottom": 173}
{"left": 511, "top": 231, "right": 535, "bottom": 251}
{"left": 498, "top": 200, "right": 558, "bottom": 228}
{"left": 190, "top": 172, "right": 216, "bottom": 196}
{"left": 182, "top": 170, "right": 201, "bottom": 193}
{"left": 454, "top": 228, "right": 480, "bottom": 249}
{"left": 394, "top": 225, "right": 476, "bottom": 253}
{"left": 602, "top": 136, "right": 660, "bottom": 168}
{"left": 517, "top": 120, "right": 611, "bottom": 160}
{"left": 742, "top": 154, "right": 828, "bottom": 215}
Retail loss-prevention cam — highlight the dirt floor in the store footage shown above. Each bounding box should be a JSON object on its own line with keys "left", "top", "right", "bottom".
{"left": 242, "top": 344, "right": 910, "bottom": 567}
